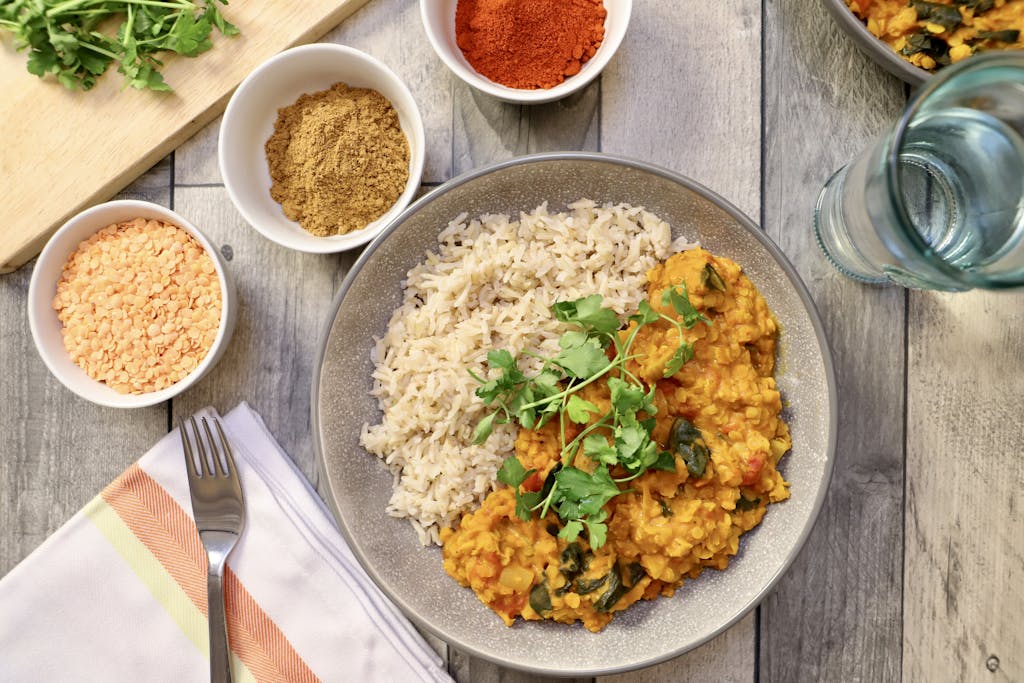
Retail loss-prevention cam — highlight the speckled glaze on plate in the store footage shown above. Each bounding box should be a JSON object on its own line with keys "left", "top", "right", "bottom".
{"left": 312, "top": 153, "right": 837, "bottom": 677}
{"left": 822, "top": 0, "right": 929, "bottom": 85}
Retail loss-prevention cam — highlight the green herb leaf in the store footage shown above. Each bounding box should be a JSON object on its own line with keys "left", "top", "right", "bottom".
{"left": 593, "top": 563, "right": 626, "bottom": 612}
{"left": 555, "top": 335, "right": 609, "bottom": 379}
{"left": 473, "top": 411, "right": 497, "bottom": 445}
{"left": 911, "top": 0, "right": 963, "bottom": 31}
{"left": 663, "top": 340, "right": 695, "bottom": 377}
{"left": 669, "top": 417, "right": 710, "bottom": 477}
{"left": 496, "top": 456, "right": 530, "bottom": 489}
{"left": 553, "top": 466, "right": 620, "bottom": 521}
{"left": 552, "top": 294, "right": 621, "bottom": 334}
{"left": 651, "top": 450, "right": 677, "bottom": 472}
{"left": 629, "top": 300, "right": 660, "bottom": 325}
{"left": 662, "top": 281, "right": 711, "bottom": 328}
{"left": 0, "top": 0, "right": 239, "bottom": 91}
{"left": 972, "top": 30, "right": 1020, "bottom": 43}
{"left": 529, "top": 581, "right": 552, "bottom": 614}
{"left": 735, "top": 494, "right": 762, "bottom": 511}
{"left": 566, "top": 395, "right": 601, "bottom": 424}
{"left": 558, "top": 519, "right": 584, "bottom": 543}
{"left": 701, "top": 263, "right": 728, "bottom": 292}
{"left": 582, "top": 434, "right": 618, "bottom": 465}
{"left": 953, "top": 0, "right": 994, "bottom": 11}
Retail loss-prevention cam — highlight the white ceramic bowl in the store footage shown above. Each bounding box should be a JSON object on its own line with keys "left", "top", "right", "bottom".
{"left": 28, "top": 200, "right": 237, "bottom": 409}
{"left": 420, "top": 0, "right": 631, "bottom": 104}
{"left": 219, "top": 43, "right": 425, "bottom": 253}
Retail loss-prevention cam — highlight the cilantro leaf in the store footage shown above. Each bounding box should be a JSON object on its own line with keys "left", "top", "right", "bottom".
{"left": 555, "top": 336, "right": 609, "bottom": 379}
{"left": 566, "top": 395, "right": 600, "bottom": 424}
{"left": 582, "top": 434, "right": 618, "bottom": 465}
{"left": 496, "top": 456, "right": 531, "bottom": 489}
{"left": 552, "top": 294, "right": 621, "bottom": 334}
{"left": 552, "top": 466, "right": 620, "bottom": 520}
{"left": 472, "top": 412, "right": 497, "bottom": 445}
{"left": 629, "top": 300, "right": 660, "bottom": 325}
{"left": 558, "top": 520, "right": 584, "bottom": 543}
{"left": 0, "top": 0, "right": 239, "bottom": 92}
{"left": 661, "top": 281, "right": 711, "bottom": 328}
{"left": 664, "top": 340, "right": 695, "bottom": 377}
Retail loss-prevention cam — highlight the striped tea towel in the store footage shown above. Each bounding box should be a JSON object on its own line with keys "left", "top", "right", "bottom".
{"left": 0, "top": 402, "right": 452, "bottom": 683}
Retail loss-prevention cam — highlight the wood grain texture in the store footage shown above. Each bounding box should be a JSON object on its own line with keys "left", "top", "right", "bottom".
{"left": 903, "top": 290, "right": 1024, "bottom": 683}
{"left": 600, "top": 0, "right": 761, "bottom": 217}
{"left": 0, "top": 0, "right": 371, "bottom": 273}
{"left": 761, "top": 0, "right": 908, "bottom": 681}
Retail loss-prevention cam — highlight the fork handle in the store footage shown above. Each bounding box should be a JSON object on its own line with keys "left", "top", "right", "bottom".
{"left": 207, "top": 560, "right": 232, "bottom": 683}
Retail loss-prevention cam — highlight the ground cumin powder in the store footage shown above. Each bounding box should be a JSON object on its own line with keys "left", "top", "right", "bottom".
{"left": 265, "top": 83, "right": 409, "bottom": 237}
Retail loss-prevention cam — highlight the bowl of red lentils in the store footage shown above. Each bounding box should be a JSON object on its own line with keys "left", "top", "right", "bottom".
{"left": 420, "top": 0, "right": 632, "bottom": 104}
{"left": 28, "top": 200, "right": 236, "bottom": 408}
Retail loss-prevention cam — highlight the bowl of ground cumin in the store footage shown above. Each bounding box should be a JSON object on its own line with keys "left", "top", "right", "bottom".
{"left": 219, "top": 44, "right": 425, "bottom": 253}
{"left": 421, "top": 0, "right": 632, "bottom": 104}
{"left": 28, "top": 200, "right": 237, "bottom": 408}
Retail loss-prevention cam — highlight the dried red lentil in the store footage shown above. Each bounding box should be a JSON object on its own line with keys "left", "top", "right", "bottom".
{"left": 52, "top": 217, "right": 222, "bottom": 394}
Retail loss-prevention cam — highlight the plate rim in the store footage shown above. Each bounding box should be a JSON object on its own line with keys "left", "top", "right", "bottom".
{"left": 310, "top": 151, "right": 839, "bottom": 676}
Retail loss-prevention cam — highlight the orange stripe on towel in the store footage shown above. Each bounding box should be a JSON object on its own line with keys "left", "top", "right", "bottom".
{"left": 101, "top": 463, "right": 320, "bottom": 683}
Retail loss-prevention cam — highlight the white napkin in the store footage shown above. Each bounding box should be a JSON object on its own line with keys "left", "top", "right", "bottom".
{"left": 0, "top": 403, "right": 453, "bottom": 683}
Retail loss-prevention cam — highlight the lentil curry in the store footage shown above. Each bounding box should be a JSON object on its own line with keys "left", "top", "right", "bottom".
{"left": 441, "top": 248, "right": 791, "bottom": 631}
{"left": 846, "top": 0, "right": 1023, "bottom": 72}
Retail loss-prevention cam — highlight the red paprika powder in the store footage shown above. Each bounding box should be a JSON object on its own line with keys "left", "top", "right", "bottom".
{"left": 455, "top": 0, "right": 607, "bottom": 90}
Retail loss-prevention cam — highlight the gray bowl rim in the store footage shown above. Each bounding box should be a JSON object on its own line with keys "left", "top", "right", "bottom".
{"left": 310, "top": 151, "right": 839, "bottom": 675}
{"left": 821, "top": 0, "right": 928, "bottom": 86}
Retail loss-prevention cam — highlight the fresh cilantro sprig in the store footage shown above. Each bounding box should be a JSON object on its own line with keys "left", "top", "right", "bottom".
{"left": 473, "top": 283, "right": 712, "bottom": 548}
{"left": 0, "top": 0, "right": 238, "bottom": 91}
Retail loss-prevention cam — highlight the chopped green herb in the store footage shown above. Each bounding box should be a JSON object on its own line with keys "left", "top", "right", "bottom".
{"left": 701, "top": 263, "right": 728, "bottom": 292}
{"left": 659, "top": 499, "right": 674, "bottom": 517}
{"left": 669, "top": 416, "right": 710, "bottom": 478}
{"left": 574, "top": 573, "right": 609, "bottom": 595}
{"left": 972, "top": 30, "right": 1020, "bottom": 44}
{"left": 735, "top": 494, "right": 762, "bottom": 511}
{"left": 529, "top": 581, "right": 552, "bottom": 614}
{"left": 911, "top": 1, "right": 962, "bottom": 31}
{"left": 474, "top": 287, "right": 711, "bottom": 548}
{"left": 0, "top": 0, "right": 238, "bottom": 91}
{"left": 952, "top": 0, "right": 994, "bottom": 12}
{"left": 901, "top": 32, "right": 952, "bottom": 66}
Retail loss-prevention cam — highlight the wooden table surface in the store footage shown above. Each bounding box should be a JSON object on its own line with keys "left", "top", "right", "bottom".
{"left": 2, "top": 1, "right": 1022, "bottom": 681}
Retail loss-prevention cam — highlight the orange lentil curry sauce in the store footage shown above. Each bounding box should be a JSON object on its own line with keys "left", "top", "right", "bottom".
{"left": 440, "top": 249, "right": 791, "bottom": 632}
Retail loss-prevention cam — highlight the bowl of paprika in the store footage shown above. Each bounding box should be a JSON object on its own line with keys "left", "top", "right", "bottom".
{"left": 420, "top": 0, "right": 631, "bottom": 104}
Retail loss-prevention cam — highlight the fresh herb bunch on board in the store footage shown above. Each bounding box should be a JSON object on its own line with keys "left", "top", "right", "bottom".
{"left": 0, "top": 0, "right": 238, "bottom": 91}
{"left": 471, "top": 276, "right": 718, "bottom": 549}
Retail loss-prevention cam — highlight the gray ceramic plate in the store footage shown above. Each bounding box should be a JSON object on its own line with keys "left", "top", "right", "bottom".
{"left": 822, "top": 0, "right": 929, "bottom": 85}
{"left": 312, "top": 153, "right": 837, "bottom": 676}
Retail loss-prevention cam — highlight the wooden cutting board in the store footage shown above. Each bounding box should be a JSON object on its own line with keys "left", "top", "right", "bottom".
{"left": 0, "top": 0, "right": 371, "bottom": 273}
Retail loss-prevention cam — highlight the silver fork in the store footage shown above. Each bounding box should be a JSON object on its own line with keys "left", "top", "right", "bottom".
{"left": 179, "top": 416, "right": 246, "bottom": 683}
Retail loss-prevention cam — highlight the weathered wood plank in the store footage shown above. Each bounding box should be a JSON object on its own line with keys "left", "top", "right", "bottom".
{"left": 600, "top": 0, "right": 761, "bottom": 218}
{"left": 452, "top": 79, "right": 600, "bottom": 174}
{"left": 903, "top": 290, "right": 1024, "bottom": 683}
{"left": 599, "top": 612, "right": 756, "bottom": 683}
{"left": 0, "top": 160, "right": 173, "bottom": 576}
{"left": 169, "top": 185, "right": 354, "bottom": 483}
{"left": 761, "top": 0, "right": 907, "bottom": 681}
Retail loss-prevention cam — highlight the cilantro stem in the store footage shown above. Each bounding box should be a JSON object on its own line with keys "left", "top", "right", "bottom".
{"left": 518, "top": 359, "right": 617, "bottom": 411}
{"left": 78, "top": 40, "right": 119, "bottom": 59}
{"left": 46, "top": 0, "right": 195, "bottom": 16}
